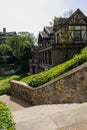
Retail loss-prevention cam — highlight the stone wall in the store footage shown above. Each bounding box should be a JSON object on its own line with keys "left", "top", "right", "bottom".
{"left": 52, "top": 43, "right": 86, "bottom": 66}
{"left": 52, "top": 48, "right": 66, "bottom": 66}
{"left": 11, "top": 62, "right": 87, "bottom": 105}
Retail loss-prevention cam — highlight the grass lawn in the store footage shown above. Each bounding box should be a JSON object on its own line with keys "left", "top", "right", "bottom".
{"left": 0, "top": 73, "right": 28, "bottom": 95}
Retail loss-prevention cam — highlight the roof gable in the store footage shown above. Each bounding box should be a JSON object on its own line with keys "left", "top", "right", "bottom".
{"left": 38, "top": 26, "right": 53, "bottom": 39}
{"left": 66, "top": 8, "right": 87, "bottom": 24}
{"left": 39, "top": 31, "right": 49, "bottom": 38}
{"left": 44, "top": 26, "right": 53, "bottom": 34}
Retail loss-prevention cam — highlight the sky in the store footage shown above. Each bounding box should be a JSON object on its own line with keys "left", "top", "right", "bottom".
{"left": 0, "top": 0, "right": 87, "bottom": 37}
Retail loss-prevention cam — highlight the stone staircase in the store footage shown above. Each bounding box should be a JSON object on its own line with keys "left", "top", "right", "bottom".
{"left": 13, "top": 103, "right": 87, "bottom": 130}
{"left": 0, "top": 95, "right": 87, "bottom": 130}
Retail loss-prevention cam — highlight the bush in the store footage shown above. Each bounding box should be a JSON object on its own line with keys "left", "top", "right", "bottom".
{"left": 0, "top": 73, "right": 28, "bottom": 95}
{"left": 0, "top": 101, "right": 15, "bottom": 130}
{"left": 0, "top": 44, "right": 13, "bottom": 64}
{"left": 21, "top": 46, "right": 87, "bottom": 88}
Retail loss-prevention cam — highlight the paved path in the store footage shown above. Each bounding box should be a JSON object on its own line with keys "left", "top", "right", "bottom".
{"left": 56, "top": 120, "right": 87, "bottom": 130}
{"left": 13, "top": 103, "right": 87, "bottom": 130}
{"left": 0, "top": 95, "right": 31, "bottom": 111}
{"left": 0, "top": 95, "right": 87, "bottom": 130}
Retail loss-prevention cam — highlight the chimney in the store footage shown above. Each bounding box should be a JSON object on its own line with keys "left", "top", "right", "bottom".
{"left": 3, "top": 28, "right": 6, "bottom": 33}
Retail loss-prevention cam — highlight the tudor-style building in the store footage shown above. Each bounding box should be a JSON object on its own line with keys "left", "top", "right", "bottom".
{"left": 30, "top": 9, "right": 87, "bottom": 74}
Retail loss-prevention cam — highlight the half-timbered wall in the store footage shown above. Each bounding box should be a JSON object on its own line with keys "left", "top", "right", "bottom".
{"left": 54, "top": 11, "right": 87, "bottom": 43}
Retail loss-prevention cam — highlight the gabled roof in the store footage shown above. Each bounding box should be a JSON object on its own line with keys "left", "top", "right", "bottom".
{"left": 44, "top": 26, "right": 53, "bottom": 34}
{"left": 5, "top": 32, "right": 16, "bottom": 36}
{"left": 39, "top": 31, "right": 49, "bottom": 38}
{"left": 38, "top": 8, "right": 87, "bottom": 40}
{"left": 39, "top": 26, "right": 53, "bottom": 39}
{"left": 57, "top": 18, "right": 68, "bottom": 25}
{"left": 53, "top": 8, "right": 87, "bottom": 31}
{"left": 65, "top": 8, "right": 87, "bottom": 24}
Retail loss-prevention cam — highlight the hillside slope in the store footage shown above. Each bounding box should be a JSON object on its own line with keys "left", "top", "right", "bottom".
{"left": 21, "top": 46, "right": 87, "bottom": 87}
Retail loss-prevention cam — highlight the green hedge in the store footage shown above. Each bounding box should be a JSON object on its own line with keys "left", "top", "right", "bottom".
{"left": 0, "top": 73, "right": 28, "bottom": 95}
{"left": 21, "top": 46, "right": 87, "bottom": 87}
{"left": 0, "top": 102, "right": 15, "bottom": 130}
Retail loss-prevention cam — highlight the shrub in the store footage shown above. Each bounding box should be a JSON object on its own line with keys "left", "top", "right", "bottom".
{"left": 0, "top": 73, "right": 28, "bottom": 95}
{"left": 0, "top": 101, "right": 15, "bottom": 130}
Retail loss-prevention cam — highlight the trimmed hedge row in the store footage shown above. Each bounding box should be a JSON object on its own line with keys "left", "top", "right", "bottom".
{"left": 21, "top": 46, "right": 87, "bottom": 87}
{"left": 0, "top": 73, "right": 28, "bottom": 95}
{"left": 0, "top": 101, "right": 15, "bottom": 130}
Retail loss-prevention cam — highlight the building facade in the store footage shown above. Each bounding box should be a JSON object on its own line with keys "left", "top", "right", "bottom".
{"left": 0, "top": 28, "right": 16, "bottom": 43}
{"left": 29, "top": 47, "right": 39, "bottom": 74}
{"left": 30, "top": 9, "right": 87, "bottom": 74}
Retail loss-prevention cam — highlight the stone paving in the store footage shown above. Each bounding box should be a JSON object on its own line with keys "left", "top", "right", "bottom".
{"left": 0, "top": 95, "right": 30, "bottom": 111}
{"left": 13, "top": 103, "right": 87, "bottom": 130}
{"left": 56, "top": 120, "right": 87, "bottom": 130}
{"left": 0, "top": 95, "right": 87, "bottom": 130}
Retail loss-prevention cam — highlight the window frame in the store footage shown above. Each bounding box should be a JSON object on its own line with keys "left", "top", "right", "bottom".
{"left": 73, "top": 30, "right": 82, "bottom": 41}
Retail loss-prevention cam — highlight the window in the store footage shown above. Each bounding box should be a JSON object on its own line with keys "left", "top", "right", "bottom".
{"left": 55, "top": 34, "right": 60, "bottom": 44}
{"left": 74, "top": 30, "right": 82, "bottom": 41}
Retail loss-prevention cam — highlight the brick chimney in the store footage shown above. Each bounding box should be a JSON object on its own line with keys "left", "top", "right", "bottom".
{"left": 3, "top": 28, "right": 6, "bottom": 33}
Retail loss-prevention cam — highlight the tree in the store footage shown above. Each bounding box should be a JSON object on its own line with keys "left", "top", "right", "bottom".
{"left": 5, "top": 35, "right": 21, "bottom": 63}
{"left": 60, "top": 28, "right": 72, "bottom": 60}
{"left": 5, "top": 32, "right": 36, "bottom": 68}
{"left": 60, "top": 28, "right": 72, "bottom": 44}
{"left": 0, "top": 44, "right": 13, "bottom": 63}
{"left": 18, "top": 32, "right": 36, "bottom": 44}
{"left": 63, "top": 9, "right": 73, "bottom": 17}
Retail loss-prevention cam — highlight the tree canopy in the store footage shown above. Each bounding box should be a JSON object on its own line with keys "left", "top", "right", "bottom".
{"left": 0, "top": 44, "right": 13, "bottom": 56}
{"left": 5, "top": 32, "right": 36, "bottom": 66}
{"left": 0, "top": 44, "right": 13, "bottom": 64}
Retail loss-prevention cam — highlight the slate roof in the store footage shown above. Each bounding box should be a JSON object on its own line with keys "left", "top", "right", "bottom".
{"left": 0, "top": 29, "right": 16, "bottom": 42}
{"left": 39, "top": 31, "right": 49, "bottom": 38}
{"left": 44, "top": 26, "right": 53, "bottom": 34}
{"left": 39, "top": 8, "right": 87, "bottom": 39}
{"left": 6, "top": 32, "right": 16, "bottom": 36}
{"left": 65, "top": 8, "right": 87, "bottom": 24}
{"left": 56, "top": 8, "right": 87, "bottom": 26}
{"left": 57, "top": 18, "right": 68, "bottom": 25}
{"left": 39, "top": 26, "right": 53, "bottom": 39}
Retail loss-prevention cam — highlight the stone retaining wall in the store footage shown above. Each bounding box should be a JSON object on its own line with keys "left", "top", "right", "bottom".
{"left": 11, "top": 62, "right": 87, "bottom": 105}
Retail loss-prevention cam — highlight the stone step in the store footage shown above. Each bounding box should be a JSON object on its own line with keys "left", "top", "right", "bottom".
{"left": 13, "top": 103, "right": 84, "bottom": 122}
{"left": 13, "top": 103, "right": 87, "bottom": 130}
{"left": 0, "top": 95, "right": 30, "bottom": 112}
{"left": 50, "top": 104, "right": 87, "bottom": 129}
{"left": 55, "top": 120, "right": 87, "bottom": 130}
{"left": 16, "top": 116, "right": 58, "bottom": 130}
